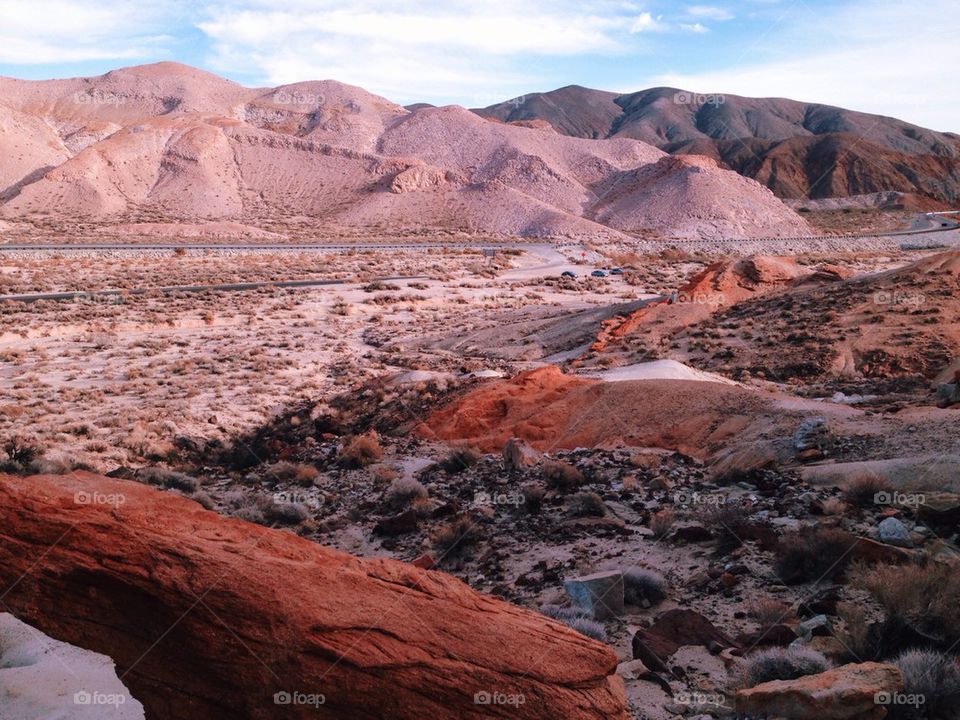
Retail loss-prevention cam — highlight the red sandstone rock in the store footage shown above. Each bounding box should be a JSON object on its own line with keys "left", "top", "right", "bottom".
{"left": 631, "top": 609, "right": 737, "bottom": 674}
{"left": 0, "top": 472, "right": 628, "bottom": 720}
{"left": 735, "top": 662, "right": 903, "bottom": 719}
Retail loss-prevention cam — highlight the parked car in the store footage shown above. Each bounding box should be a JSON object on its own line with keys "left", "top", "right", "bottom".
{"left": 561, "top": 270, "right": 577, "bottom": 278}
{"left": 609, "top": 267, "right": 623, "bottom": 275}
{"left": 591, "top": 269, "right": 608, "bottom": 277}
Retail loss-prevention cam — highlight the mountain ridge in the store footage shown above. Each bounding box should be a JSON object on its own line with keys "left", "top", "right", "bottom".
{"left": 474, "top": 85, "right": 960, "bottom": 206}
{"left": 0, "top": 62, "right": 812, "bottom": 240}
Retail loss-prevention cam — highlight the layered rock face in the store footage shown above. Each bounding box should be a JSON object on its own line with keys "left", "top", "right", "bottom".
{"left": 0, "top": 472, "right": 628, "bottom": 720}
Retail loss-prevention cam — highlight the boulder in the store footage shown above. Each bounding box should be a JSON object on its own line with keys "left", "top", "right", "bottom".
{"left": 564, "top": 571, "right": 625, "bottom": 620}
{"left": 670, "top": 523, "right": 714, "bottom": 543}
{"left": 917, "top": 492, "right": 960, "bottom": 526}
{"left": 851, "top": 535, "right": 913, "bottom": 564}
{"left": 502, "top": 437, "right": 541, "bottom": 469}
{"left": 935, "top": 382, "right": 959, "bottom": 408}
{"left": 737, "top": 624, "right": 797, "bottom": 648}
{"left": 796, "top": 614, "right": 832, "bottom": 641}
{"left": 632, "top": 609, "right": 737, "bottom": 674}
{"left": 798, "top": 586, "right": 842, "bottom": 617}
{"left": 794, "top": 417, "right": 830, "bottom": 455}
{"left": 877, "top": 517, "right": 914, "bottom": 548}
{"left": 373, "top": 508, "right": 419, "bottom": 536}
{"left": 0, "top": 473, "right": 628, "bottom": 720}
{"left": 735, "top": 662, "right": 903, "bottom": 720}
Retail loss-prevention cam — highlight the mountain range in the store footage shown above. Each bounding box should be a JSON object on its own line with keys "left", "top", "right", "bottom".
{"left": 475, "top": 86, "right": 960, "bottom": 207}
{"left": 3, "top": 62, "right": 954, "bottom": 243}
{"left": 0, "top": 63, "right": 812, "bottom": 241}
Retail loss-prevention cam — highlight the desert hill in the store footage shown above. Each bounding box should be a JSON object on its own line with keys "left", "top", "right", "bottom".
{"left": 588, "top": 250, "right": 960, "bottom": 391}
{"left": 476, "top": 86, "right": 960, "bottom": 205}
{"left": 0, "top": 63, "right": 811, "bottom": 240}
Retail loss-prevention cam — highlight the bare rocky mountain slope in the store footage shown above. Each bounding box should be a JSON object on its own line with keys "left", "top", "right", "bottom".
{"left": 0, "top": 63, "right": 810, "bottom": 240}
{"left": 476, "top": 86, "right": 960, "bottom": 206}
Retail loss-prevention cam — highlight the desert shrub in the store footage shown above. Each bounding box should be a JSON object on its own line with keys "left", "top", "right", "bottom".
{"left": 854, "top": 562, "right": 960, "bottom": 648}
{"left": 540, "top": 604, "right": 591, "bottom": 622}
{"left": 623, "top": 569, "right": 668, "bottom": 606}
{"left": 822, "top": 497, "right": 848, "bottom": 516}
{"left": 734, "top": 647, "right": 831, "bottom": 688}
{"left": 330, "top": 299, "right": 351, "bottom": 316}
{"left": 700, "top": 500, "right": 750, "bottom": 532}
{"left": 432, "top": 517, "right": 479, "bottom": 560}
{"left": 137, "top": 467, "right": 200, "bottom": 493}
{"left": 650, "top": 508, "right": 675, "bottom": 538}
{"left": 542, "top": 460, "right": 583, "bottom": 492}
{"left": 338, "top": 434, "right": 383, "bottom": 468}
{"left": 568, "top": 491, "right": 606, "bottom": 518}
{"left": 2, "top": 436, "right": 43, "bottom": 467}
{"left": 265, "top": 461, "right": 319, "bottom": 486}
{"left": 701, "top": 500, "right": 752, "bottom": 553}
{"left": 843, "top": 474, "right": 893, "bottom": 508}
{"left": 565, "top": 618, "right": 608, "bottom": 642}
{"left": 891, "top": 649, "right": 960, "bottom": 719}
{"left": 836, "top": 601, "right": 873, "bottom": 661}
{"left": 523, "top": 484, "right": 546, "bottom": 514}
{"left": 264, "top": 501, "right": 310, "bottom": 526}
{"left": 540, "top": 602, "right": 606, "bottom": 641}
{"left": 233, "top": 505, "right": 267, "bottom": 525}
{"left": 362, "top": 281, "right": 400, "bottom": 292}
{"left": 385, "top": 477, "right": 428, "bottom": 510}
{"left": 774, "top": 528, "right": 857, "bottom": 584}
{"left": 370, "top": 464, "right": 399, "bottom": 487}
{"left": 222, "top": 490, "right": 249, "bottom": 508}
{"left": 27, "top": 455, "right": 85, "bottom": 475}
{"left": 748, "top": 597, "right": 795, "bottom": 626}
{"left": 221, "top": 491, "right": 272, "bottom": 525}
{"left": 439, "top": 446, "right": 482, "bottom": 474}
{"left": 188, "top": 490, "right": 215, "bottom": 510}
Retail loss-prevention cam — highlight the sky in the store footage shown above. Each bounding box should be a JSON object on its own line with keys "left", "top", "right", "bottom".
{"left": 0, "top": 0, "right": 956, "bottom": 131}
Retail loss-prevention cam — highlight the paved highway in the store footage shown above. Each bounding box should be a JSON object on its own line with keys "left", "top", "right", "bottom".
{"left": 2, "top": 213, "right": 956, "bottom": 303}
{"left": 0, "top": 214, "right": 956, "bottom": 252}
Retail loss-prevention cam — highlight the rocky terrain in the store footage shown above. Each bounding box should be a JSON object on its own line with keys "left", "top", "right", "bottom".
{"left": 476, "top": 86, "right": 960, "bottom": 206}
{"left": 2, "top": 62, "right": 960, "bottom": 720}
{"left": 2, "top": 230, "right": 959, "bottom": 718}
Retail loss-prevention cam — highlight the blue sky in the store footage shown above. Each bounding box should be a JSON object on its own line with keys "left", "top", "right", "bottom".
{"left": 0, "top": 0, "right": 956, "bottom": 130}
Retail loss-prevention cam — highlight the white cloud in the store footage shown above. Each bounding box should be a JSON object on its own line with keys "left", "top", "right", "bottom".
{"left": 629, "top": 12, "right": 666, "bottom": 33}
{"left": 686, "top": 5, "right": 734, "bottom": 21}
{"left": 652, "top": 0, "right": 960, "bottom": 131}
{"left": 197, "top": 1, "right": 642, "bottom": 104}
{"left": 0, "top": 0, "right": 179, "bottom": 64}
{"left": 1, "top": 0, "right": 956, "bottom": 131}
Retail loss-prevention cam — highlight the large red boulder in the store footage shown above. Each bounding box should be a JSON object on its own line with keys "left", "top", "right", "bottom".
{"left": 0, "top": 472, "right": 628, "bottom": 720}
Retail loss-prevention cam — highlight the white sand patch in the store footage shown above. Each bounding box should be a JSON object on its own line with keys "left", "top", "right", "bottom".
{"left": 0, "top": 613, "right": 145, "bottom": 719}
{"left": 581, "top": 359, "right": 739, "bottom": 385}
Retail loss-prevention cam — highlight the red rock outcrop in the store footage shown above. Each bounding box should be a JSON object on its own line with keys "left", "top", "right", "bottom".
{"left": 735, "top": 662, "right": 903, "bottom": 719}
{"left": 419, "top": 365, "right": 773, "bottom": 458}
{"left": 0, "top": 472, "right": 628, "bottom": 720}
{"left": 584, "top": 255, "right": 812, "bottom": 363}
